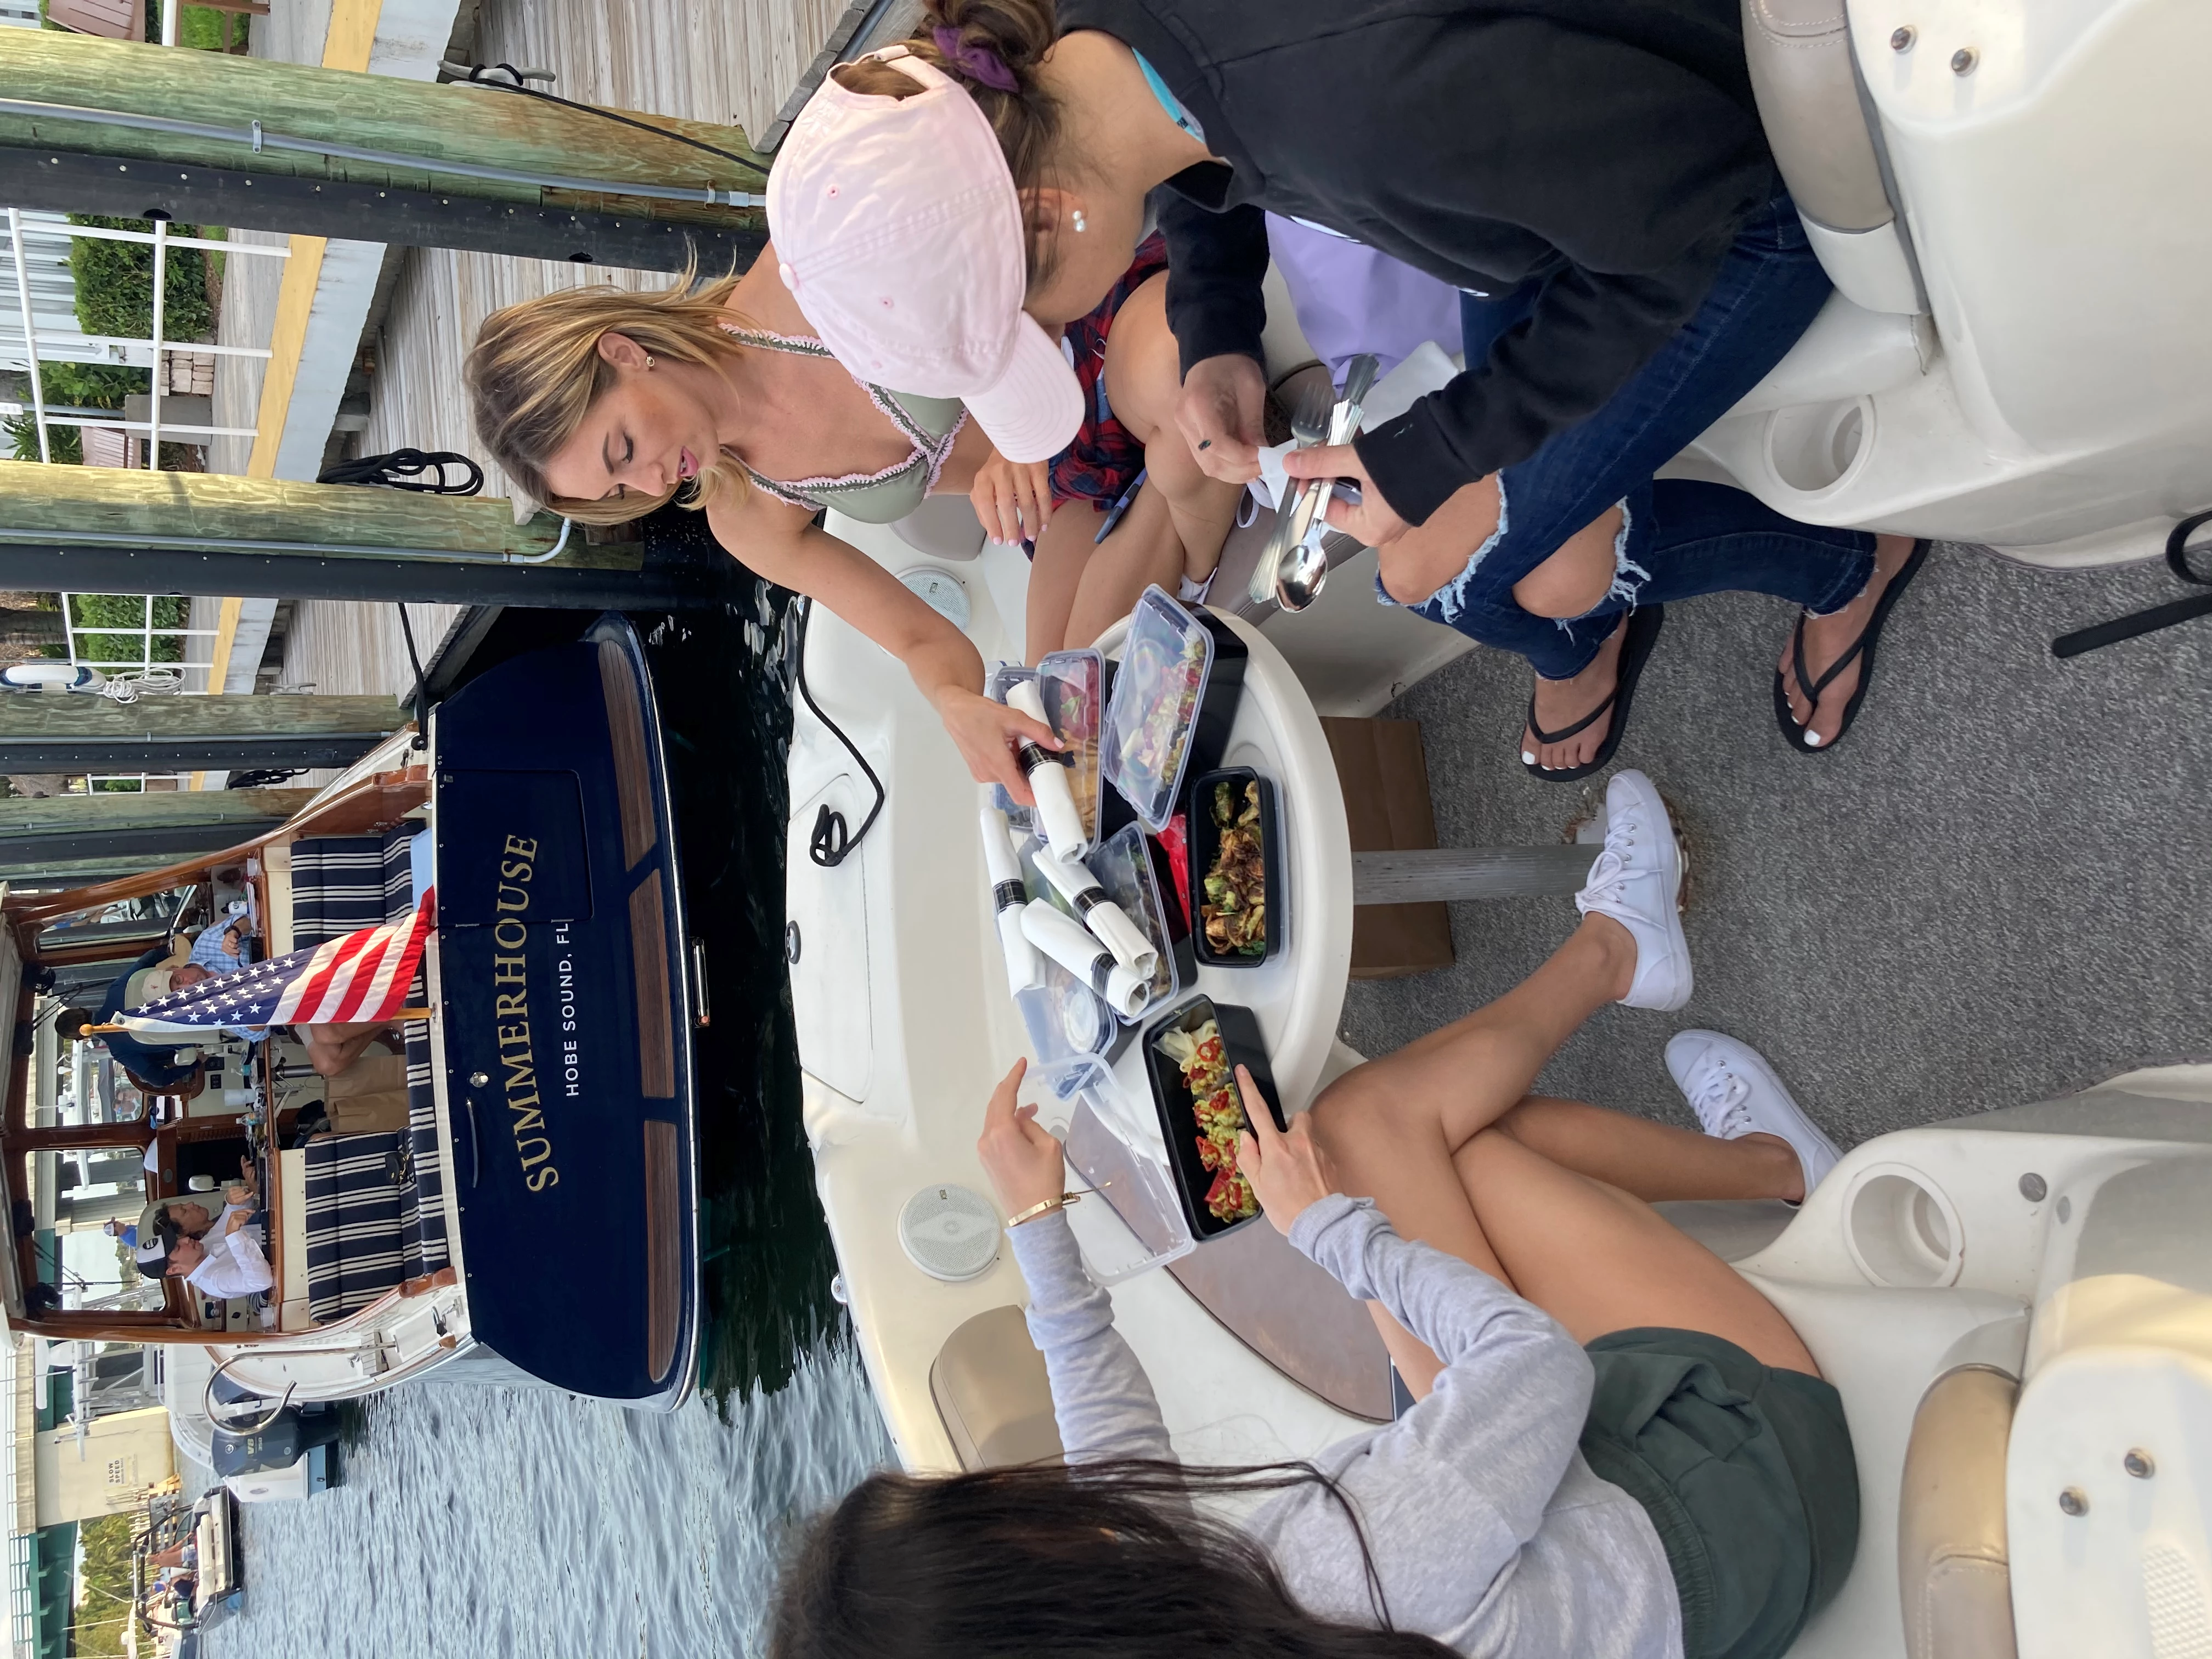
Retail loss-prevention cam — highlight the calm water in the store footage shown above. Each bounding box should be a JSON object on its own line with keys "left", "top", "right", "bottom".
{"left": 210, "top": 570, "right": 893, "bottom": 1656}
{"left": 207, "top": 1340, "right": 889, "bottom": 1658}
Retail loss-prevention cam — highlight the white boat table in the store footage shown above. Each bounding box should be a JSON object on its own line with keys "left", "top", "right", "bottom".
{"left": 1091, "top": 607, "right": 1353, "bottom": 1116}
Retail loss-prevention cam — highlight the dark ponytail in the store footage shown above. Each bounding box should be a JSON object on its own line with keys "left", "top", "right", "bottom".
{"left": 832, "top": 0, "right": 1070, "bottom": 283}
{"left": 770, "top": 1457, "right": 1459, "bottom": 1659}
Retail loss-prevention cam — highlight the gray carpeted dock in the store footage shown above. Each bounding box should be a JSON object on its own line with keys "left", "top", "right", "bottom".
{"left": 1337, "top": 543, "right": 2212, "bottom": 1152}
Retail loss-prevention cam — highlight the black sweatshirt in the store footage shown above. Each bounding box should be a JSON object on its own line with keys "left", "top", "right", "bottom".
{"left": 1056, "top": 0, "right": 1779, "bottom": 524}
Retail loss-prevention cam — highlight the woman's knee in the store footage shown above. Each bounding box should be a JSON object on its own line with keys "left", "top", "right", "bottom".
{"left": 1510, "top": 504, "right": 1625, "bottom": 619}
{"left": 1375, "top": 475, "right": 1504, "bottom": 606}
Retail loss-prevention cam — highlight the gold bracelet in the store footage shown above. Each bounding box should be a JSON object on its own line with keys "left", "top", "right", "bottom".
{"left": 1005, "top": 1193, "right": 1081, "bottom": 1228}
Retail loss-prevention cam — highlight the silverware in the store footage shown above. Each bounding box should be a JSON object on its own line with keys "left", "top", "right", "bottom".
{"left": 1273, "top": 355, "right": 1380, "bottom": 612}
{"left": 1248, "top": 375, "right": 1337, "bottom": 607}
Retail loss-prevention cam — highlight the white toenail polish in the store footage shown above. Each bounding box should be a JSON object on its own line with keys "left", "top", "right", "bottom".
{"left": 1805, "top": 730, "right": 1824, "bottom": 747}
{"left": 1521, "top": 751, "right": 1536, "bottom": 764}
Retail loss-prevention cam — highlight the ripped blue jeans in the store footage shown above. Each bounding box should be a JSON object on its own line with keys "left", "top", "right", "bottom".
{"left": 1397, "top": 189, "right": 1876, "bottom": 681}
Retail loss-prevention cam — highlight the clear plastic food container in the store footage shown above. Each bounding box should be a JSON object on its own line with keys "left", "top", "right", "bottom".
{"left": 1020, "top": 1056, "right": 1192, "bottom": 1282}
{"left": 985, "top": 663, "right": 1040, "bottom": 830}
{"left": 1087, "top": 822, "right": 1180, "bottom": 1019}
{"left": 1036, "top": 647, "right": 1105, "bottom": 854}
{"left": 1015, "top": 964, "right": 1115, "bottom": 1064}
{"left": 1101, "top": 586, "right": 1217, "bottom": 832}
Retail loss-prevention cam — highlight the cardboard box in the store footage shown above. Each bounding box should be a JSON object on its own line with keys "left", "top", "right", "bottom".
{"left": 1321, "top": 717, "right": 1455, "bottom": 978}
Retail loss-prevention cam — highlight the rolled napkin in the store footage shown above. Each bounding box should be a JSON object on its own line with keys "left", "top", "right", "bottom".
{"left": 1030, "top": 844, "right": 1159, "bottom": 980}
{"left": 1005, "top": 678, "right": 1088, "bottom": 854}
{"left": 1020, "top": 901, "right": 1149, "bottom": 1020}
{"left": 979, "top": 809, "right": 1042, "bottom": 996}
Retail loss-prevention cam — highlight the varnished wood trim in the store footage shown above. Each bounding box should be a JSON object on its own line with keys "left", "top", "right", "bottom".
{"left": 643, "top": 1118, "right": 680, "bottom": 1383}
{"left": 598, "top": 639, "right": 657, "bottom": 870}
{"left": 399, "top": 1266, "right": 459, "bottom": 1298}
{"left": 629, "top": 869, "right": 674, "bottom": 1099}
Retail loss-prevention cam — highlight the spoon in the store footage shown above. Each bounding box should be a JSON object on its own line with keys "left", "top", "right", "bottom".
{"left": 1247, "top": 375, "right": 1337, "bottom": 607}
{"left": 1273, "top": 354, "right": 1380, "bottom": 612}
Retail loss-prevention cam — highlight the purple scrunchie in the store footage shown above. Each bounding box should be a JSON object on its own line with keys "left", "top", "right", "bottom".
{"left": 932, "top": 25, "right": 1019, "bottom": 93}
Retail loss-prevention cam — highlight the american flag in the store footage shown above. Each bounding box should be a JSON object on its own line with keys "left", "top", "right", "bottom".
{"left": 110, "top": 890, "right": 436, "bottom": 1037}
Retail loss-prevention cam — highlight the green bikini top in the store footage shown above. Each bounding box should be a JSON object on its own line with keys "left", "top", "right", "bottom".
{"left": 719, "top": 322, "right": 967, "bottom": 524}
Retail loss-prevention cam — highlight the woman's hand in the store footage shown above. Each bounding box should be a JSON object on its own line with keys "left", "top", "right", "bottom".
{"left": 934, "top": 684, "right": 1059, "bottom": 808}
{"left": 970, "top": 452, "right": 1055, "bottom": 547}
{"left": 1280, "top": 442, "right": 1409, "bottom": 550}
{"left": 224, "top": 1209, "right": 252, "bottom": 1237}
{"left": 977, "top": 1058, "right": 1066, "bottom": 1217}
{"left": 1237, "top": 1068, "right": 1336, "bottom": 1236}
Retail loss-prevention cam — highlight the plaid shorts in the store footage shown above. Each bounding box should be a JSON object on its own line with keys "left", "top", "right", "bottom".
{"left": 1047, "top": 232, "right": 1169, "bottom": 510}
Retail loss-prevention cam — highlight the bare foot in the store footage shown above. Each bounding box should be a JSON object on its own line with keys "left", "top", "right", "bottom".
{"left": 1780, "top": 534, "right": 1918, "bottom": 745}
{"left": 1523, "top": 613, "right": 1627, "bottom": 771}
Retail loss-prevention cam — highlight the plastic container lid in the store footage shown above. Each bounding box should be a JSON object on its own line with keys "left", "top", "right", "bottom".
{"left": 1087, "top": 822, "right": 1179, "bottom": 1020}
{"left": 985, "top": 663, "right": 1040, "bottom": 831}
{"left": 1021, "top": 1056, "right": 1192, "bottom": 1282}
{"left": 1015, "top": 965, "right": 1114, "bottom": 1064}
{"left": 1036, "top": 647, "right": 1105, "bottom": 855}
{"left": 1101, "top": 585, "right": 1216, "bottom": 833}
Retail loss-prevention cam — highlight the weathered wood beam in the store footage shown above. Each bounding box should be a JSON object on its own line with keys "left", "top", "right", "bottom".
{"left": 0, "top": 693, "right": 403, "bottom": 771}
{"left": 1351, "top": 846, "right": 1595, "bottom": 904}
{"left": 0, "top": 30, "right": 770, "bottom": 266}
{"left": 0, "top": 787, "right": 314, "bottom": 837}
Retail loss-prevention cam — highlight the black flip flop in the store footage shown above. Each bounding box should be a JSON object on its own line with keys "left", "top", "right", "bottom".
{"left": 1773, "top": 539, "right": 1930, "bottom": 754}
{"left": 1521, "top": 605, "right": 1666, "bottom": 782}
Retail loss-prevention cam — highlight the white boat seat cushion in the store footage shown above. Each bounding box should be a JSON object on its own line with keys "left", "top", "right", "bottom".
{"left": 930, "top": 1305, "right": 1064, "bottom": 1471}
{"left": 1898, "top": 1366, "right": 2020, "bottom": 1659}
{"left": 1740, "top": 0, "right": 1893, "bottom": 234}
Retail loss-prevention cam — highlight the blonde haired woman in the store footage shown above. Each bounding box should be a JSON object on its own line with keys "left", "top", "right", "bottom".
{"left": 465, "top": 245, "right": 1235, "bottom": 798}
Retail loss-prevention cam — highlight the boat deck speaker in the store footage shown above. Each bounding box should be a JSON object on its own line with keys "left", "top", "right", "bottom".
{"left": 899, "top": 1184, "right": 1001, "bottom": 1282}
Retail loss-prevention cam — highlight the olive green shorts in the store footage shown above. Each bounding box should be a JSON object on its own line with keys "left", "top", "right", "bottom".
{"left": 1579, "top": 1327, "right": 1859, "bottom": 1659}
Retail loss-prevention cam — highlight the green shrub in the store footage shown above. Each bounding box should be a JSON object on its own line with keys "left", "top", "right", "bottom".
{"left": 66, "top": 216, "right": 213, "bottom": 343}
{"left": 4, "top": 362, "right": 150, "bottom": 465}
{"left": 66, "top": 595, "right": 189, "bottom": 665}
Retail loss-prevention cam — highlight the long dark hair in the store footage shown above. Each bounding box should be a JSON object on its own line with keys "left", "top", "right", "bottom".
{"left": 770, "top": 1457, "right": 1457, "bottom": 1659}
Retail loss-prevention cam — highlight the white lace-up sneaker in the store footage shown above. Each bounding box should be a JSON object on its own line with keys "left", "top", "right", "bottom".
{"left": 1666, "top": 1029, "right": 1842, "bottom": 1200}
{"left": 1573, "top": 770, "right": 1690, "bottom": 1011}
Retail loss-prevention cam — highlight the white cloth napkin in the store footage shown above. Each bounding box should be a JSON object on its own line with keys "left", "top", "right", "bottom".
{"left": 1031, "top": 845, "right": 1159, "bottom": 979}
{"left": 1242, "top": 340, "right": 1463, "bottom": 518}
{"left": 979, "top": 809, "right": 1042, "bottom": 996}
{"left": 1005, "top": 678, "right": 1087, "bottom": 854}
{"left": 1020, "top": 901, "right": 1148, "bottom": 1019}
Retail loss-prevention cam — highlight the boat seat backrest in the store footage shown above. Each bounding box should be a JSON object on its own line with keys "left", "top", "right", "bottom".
{"left": 1898, "top": 1365, "right": 2021, "bottom": 1659}
{"left": 1739, "top": 0, "right": 1894, "bottom": 235}
{"left": 930, "top": 1305, "right": 1064, "bottom": 1471}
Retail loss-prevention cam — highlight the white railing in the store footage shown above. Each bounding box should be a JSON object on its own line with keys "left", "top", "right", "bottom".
{"left": 62, "top": 593, "right": 219, "bottom": 787}
{"left": 5, "top": 206, "right": 287, "bottom": 459}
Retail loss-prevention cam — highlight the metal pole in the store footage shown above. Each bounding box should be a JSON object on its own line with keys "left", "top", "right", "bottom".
{"left": 6, "top": 208, "right": 50, "bottom": 464}
{"left": 1351, "top": 845, "right": 1594, "bottom": 905}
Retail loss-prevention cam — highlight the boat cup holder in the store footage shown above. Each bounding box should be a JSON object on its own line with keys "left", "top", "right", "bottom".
{"left": 1764, "top": 397, "right": 1875, "bottom": 496}
{"left": 1842, "top": 1163, "right": 1965, "bottom": 1288}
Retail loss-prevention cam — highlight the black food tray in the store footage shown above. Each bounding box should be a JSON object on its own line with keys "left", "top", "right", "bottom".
{"left": 1142, "top": 996, "right": 1284, "bottom": 1240}
{"left": 1187, "top": 766, "right": 1280, "bottom": 968}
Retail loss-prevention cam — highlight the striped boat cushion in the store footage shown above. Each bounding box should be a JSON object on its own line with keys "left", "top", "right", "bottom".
{"left": 287, "top": 834, "right": 412, "bottom": 946}
{"left": 302, "top": 1131, "right": 411, "bottom": 1323}
{"left": 291, "top": 829, "right": 448, "bottom": 1303}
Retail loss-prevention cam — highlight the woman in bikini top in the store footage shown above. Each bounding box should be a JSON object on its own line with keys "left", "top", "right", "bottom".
{"left": 464, "top": 251, "right": 1064, "bottom": 802}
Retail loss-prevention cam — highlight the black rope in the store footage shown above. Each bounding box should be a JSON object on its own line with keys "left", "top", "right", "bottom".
{"left": 395, "top": 602, "right": 430, "bottom": 749}
{"left": 790, "top": 600, "right": 884, "bottom": 868}
{"left": 461, "top": 65, "right": 770, "bottom": 181}
{"left": 318, "top": 448, "right": 484, "bottom": 495}
{"left": 2052, "top": 509, "right": 2212, "bottom": 658}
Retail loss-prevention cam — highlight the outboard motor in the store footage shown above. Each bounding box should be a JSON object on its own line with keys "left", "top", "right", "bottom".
{"left": 210, "top": 1402, "right": 341, "bottom": 1477}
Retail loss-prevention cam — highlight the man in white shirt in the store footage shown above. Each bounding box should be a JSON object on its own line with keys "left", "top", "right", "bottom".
{"left": 158, "top": 1204, "right": 272, "bottom": 1301}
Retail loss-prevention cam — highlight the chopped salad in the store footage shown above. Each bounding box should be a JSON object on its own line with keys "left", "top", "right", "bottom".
{"left": 1109, "top": 628, "right": 1207, "bottom": 817}
{"left": 1201, "top": 780, "right": 1267, "bottom": 957}
{"left": 1156, "top": 1017, "right": 1257, "bottom": 1223}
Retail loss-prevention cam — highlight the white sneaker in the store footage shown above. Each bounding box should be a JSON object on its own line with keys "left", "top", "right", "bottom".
{"left": 1573, "top": 770, "right": 1690, "bottom": 1011}
{"left": 1666, "top": 1029, "right": 1842, "bottom": 1200}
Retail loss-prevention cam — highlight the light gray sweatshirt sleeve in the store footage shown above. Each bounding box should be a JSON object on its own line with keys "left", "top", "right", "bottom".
{"left": 1008, "top": 1208, "right": 1177, "bottom": 1465}
{"left": 1251, "top": 1194, "right": 1603, "bottom": 1634}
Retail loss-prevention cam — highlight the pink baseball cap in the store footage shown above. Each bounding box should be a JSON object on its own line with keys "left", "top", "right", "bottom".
{"left": 767, "top": 47, "right": 1083, "bottom": 465}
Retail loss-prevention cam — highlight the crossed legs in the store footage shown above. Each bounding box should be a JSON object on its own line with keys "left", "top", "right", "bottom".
{"left": 296, "top": 1020, "right": 396, "bottom": 1079}
{"left": 1306, "top": 913, "right": 1818, "bottom": 1398}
